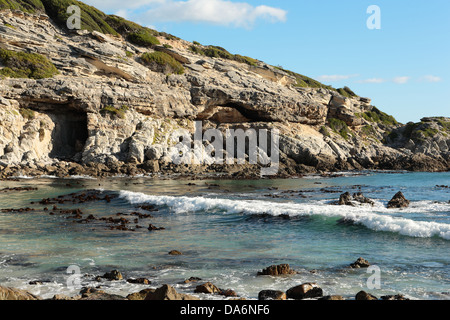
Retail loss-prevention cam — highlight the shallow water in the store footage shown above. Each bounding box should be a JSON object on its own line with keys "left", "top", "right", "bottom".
{"left": 0, "top": 171, "right": 449, "bottom": 300}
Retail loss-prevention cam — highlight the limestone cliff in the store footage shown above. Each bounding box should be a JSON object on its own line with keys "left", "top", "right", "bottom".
{"left": 0, "top": 5, "right": 448, "bottom": 178}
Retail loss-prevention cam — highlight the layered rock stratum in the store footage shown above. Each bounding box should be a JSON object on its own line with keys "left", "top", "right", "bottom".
{"left": 0, "top": 2, "right": 448, "bottom": 178}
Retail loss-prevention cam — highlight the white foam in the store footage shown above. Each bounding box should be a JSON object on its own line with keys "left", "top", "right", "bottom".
{"left": 119, "top": 190, "right": 450, "bottom": 240}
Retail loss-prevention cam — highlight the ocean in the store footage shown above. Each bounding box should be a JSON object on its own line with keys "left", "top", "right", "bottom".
{"left": 0, "top": 171, "right": 449, "bottom": 300}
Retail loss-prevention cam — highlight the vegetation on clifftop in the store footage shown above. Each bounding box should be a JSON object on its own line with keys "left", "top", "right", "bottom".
{"left": 141, "top": 52, "right": 185, "bottom": 75}
{"left": 0, "top": 48, "right": 58, "bottom": 79}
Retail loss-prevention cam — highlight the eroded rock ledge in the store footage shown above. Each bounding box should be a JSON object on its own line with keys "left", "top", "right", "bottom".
{"left": 0, "top": 10, "right": 448, "bottom": 177}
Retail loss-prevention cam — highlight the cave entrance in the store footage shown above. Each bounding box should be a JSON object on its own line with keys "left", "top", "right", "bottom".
{"left": 49, "top": 110, "right": 88, "bottom": 160}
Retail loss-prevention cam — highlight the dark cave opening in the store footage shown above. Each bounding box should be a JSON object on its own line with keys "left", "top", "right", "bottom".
{"left": 48, "top": 110, "right": 88, "bottom": 160}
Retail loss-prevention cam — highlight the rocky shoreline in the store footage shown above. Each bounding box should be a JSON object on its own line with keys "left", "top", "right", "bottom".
{"left": 1, "top": 158, "right": 448, "bottom": 182}
{"left": 0, "top": 260, "right": 410, "bottom": 301}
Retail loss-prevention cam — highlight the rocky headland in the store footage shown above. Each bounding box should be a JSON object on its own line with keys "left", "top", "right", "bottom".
{"left": 0, "top": 1, "right": 449, "bottom": 180}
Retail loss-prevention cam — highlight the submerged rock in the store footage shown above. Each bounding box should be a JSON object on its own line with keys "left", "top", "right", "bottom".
{"left": 387, "top": 192, "right": 410, "bottom": 209}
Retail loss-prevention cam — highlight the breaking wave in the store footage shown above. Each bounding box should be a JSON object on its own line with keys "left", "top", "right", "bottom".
{"left": 119, "top": 191, "right": 450, "bottom": 240}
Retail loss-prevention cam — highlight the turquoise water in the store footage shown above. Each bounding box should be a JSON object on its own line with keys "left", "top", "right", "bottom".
{"left": 0, "top": 171, "right": 449, "bottom": 300}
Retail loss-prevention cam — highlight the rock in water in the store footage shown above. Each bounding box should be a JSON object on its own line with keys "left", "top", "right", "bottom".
{"left": 387, "top": 192, "right": 410, "bottom": 209}
{"left": 257, "top": 264, "right": 297, "bottom": 276}
{"left": 350, "top": 257, "right": 371, "bottom": 268}
{"left": 338, "top": 192, "right": 354, "bottom": 206}
{"left": 286, "top": 283, "right": 323, "bottom": 300}
{"left": 353, "top": 192, "right": 375, "bottom": 206}
{"left": 102, "top": 270, "right": 123, "bottom": 281}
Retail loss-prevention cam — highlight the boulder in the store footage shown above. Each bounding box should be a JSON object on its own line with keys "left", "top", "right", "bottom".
{"left": 0, "top": 286, "right": 40, "bottom": 300}
{"left": 286, "top": 283, "right": 323, "bottom": 300}
{"left": 127, "top": 289, "right": 155, "bottom": 300}
{"left": 168, "top": 250, "right": 183, "bottom": 255}
{"left": 194, "top": 282, "right": 222, "bottom": 295}
{"left": 145, "top": 284, "right": 199, "bottom": 300}
{"left": 387, "top": 192, "right": 410, "bottom": 209}
{"left": 355, "top": 291, "right": 378, "bottom": 300}
{"left": 257, "top": 264, "right": 296, "bottom": 276}
{"left": 258, "top": 290, "right": 287, "bottom": 300}
{"left": 350, "top": 257, "right": 371, "bottom": 269}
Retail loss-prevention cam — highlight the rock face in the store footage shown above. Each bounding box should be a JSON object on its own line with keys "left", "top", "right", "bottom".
{"left": 387, "top": 192, "right": 410, "bottom": 209}
{"left": 0, "top": 286, "right": 40, "bottom": 300}
{"left": 0, "top": 8, "right": 448, "bottom": 178}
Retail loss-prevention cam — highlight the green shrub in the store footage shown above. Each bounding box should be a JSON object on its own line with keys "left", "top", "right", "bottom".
{"left": 319, "top": 125, "right": 331, "bottom": 137}
{"left": 100, "top": 105, "right": 128, "bottom": 119}
{"left": 361, "top": 125, "right": 377, "bottom": 137}
{"left": 328, "top": 118, "right": 351, "bottom": 140}
{"left": 127, "top": 31, "right": 160, "bottom": 47}
{"left": 0, "top": 48, "right": 58, "bottom": 79}
{"left": 437, "top": 118, "right": 450, "bottom": 132}
{"left": 41, "top": 0, "right": 117, "bottom": 35}
{"left": 337, "top": 86, "right": 357, "bottom": 98}
{"left": 362, "top": 107, "right": 398, "bottom": 126}
{"left": 189, "top": 44, "right": 258, "bottom": 66}
{"left": 19, "top": 108, "right": 35, "bottom": 120}
{"left": 0, "top": 0, "right": 45, "bottom": 13}
{"left": 141, "top": 51, "right": 184, "bottom": 75}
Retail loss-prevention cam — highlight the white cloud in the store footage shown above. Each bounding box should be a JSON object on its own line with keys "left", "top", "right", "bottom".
{"left": 316, "top": 74, "right": 359, "bottom": 82}
{"left": 357, "top": 78, "right": 386, "bottom": 84}
{"left": 84, "top": 0, "right": 287, "bottom": 28}
{"left": 143, "top": 0, "right": 287, "bottom": 27}
{"left": 423, "top": 75, "right": 442, "bottom": 83}
{"left": 393, "top": 76, "right": 410, "bottom": 84}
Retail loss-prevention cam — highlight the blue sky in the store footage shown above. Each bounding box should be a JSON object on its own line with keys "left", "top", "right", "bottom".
{"left": 84, "top": 0, "right": 449, "bottom": 123}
